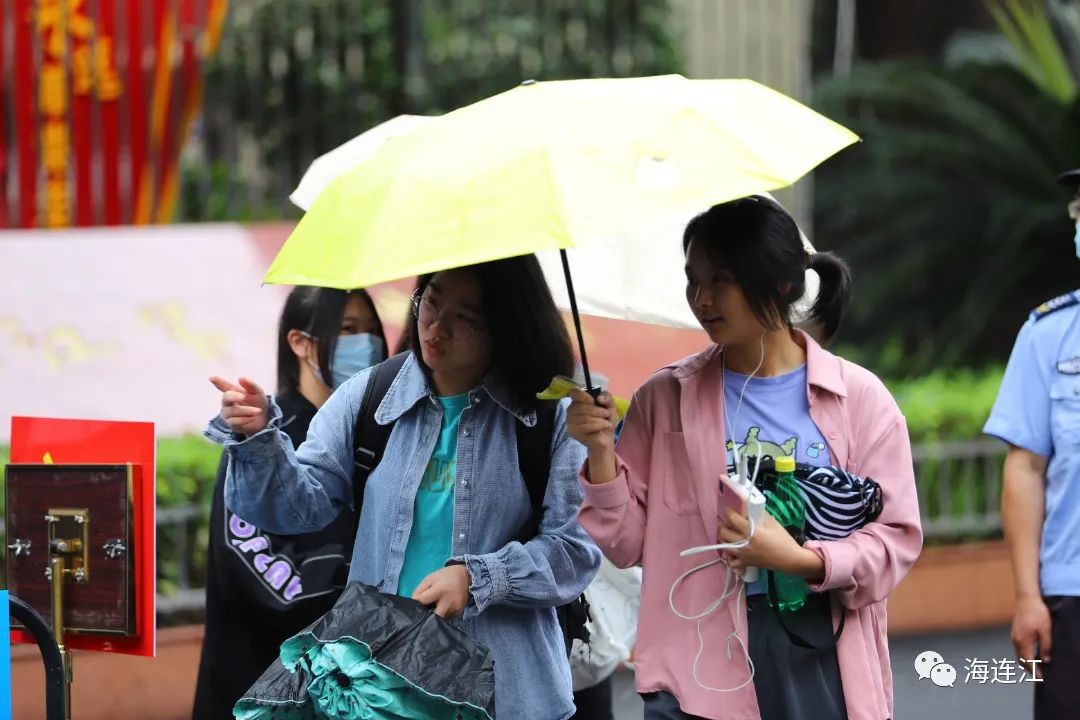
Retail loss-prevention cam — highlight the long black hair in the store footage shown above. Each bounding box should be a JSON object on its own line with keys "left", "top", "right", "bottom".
{"left": 682, "top": 195, "right": 853, "bottom": 342}
{"left": 408, "top": 255, "right": 574, "bottom": 410}
{"left": 276, "top": 286, "right": 386, "bottom": 394}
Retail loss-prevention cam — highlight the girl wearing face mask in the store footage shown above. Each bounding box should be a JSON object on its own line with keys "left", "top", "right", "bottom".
{"left": 567, "top": 197, "right": 923, "bottom": 720}
{"left": 194, "top": 286, "right": 387, "bottom": 720}
{"left": 206, "top": 256, "right": 601, "bottom": 720}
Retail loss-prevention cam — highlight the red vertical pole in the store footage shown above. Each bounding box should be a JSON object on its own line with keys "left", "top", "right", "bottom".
{"left": 14, "top": 0, "right": 38, "bottom": 227}
{"left": 98, "top": 0, "right": 122, "bottom": 225}
{"left": 126, "top": 0, "right": 147, "bottom": 224}
{"left": 71, "top": 5, "right": 95, "bottom": 225}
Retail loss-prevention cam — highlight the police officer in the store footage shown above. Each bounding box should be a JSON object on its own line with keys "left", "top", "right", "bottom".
{"left": 984, "top": 167, "right": 1080, "bottom": 720}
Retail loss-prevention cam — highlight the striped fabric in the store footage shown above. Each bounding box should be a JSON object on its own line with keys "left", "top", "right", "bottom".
{"left": 756, "top": 461, "right": 883, "bottom": 542}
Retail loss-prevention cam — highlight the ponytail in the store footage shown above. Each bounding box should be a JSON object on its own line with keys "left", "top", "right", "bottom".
{"left": 807, "top": 251, "right": 853, "bottom": 343}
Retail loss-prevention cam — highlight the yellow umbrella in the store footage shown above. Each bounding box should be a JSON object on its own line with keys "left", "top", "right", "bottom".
{"left": 266, "top": 75, "right": 857, "bottom": 390}
{"left": 265, "top": 75, "right": 857, "bottom": 290}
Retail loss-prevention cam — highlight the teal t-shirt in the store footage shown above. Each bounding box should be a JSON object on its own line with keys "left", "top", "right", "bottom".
{"left": 396, "top": 393, "right": 470, "bottom": 598}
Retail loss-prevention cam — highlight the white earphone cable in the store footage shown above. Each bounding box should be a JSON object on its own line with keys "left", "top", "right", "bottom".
{"left": 665, "top": 333, "right": 768, "bottom": 694}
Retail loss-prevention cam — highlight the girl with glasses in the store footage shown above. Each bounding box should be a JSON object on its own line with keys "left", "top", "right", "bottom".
{"left": 206, "top": 256, "right": 601, "bottom": 720}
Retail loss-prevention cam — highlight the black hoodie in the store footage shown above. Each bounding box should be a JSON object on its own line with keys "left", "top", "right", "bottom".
{"left": 192, "top": 390, "right": 357, "bottom": 719}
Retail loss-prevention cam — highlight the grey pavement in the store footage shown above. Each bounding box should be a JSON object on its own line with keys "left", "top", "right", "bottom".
{"left": 611, "top": 626, "right": 1034, "bottom": 719}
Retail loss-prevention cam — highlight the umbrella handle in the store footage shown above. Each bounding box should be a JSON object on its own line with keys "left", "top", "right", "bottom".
{"left": 559, "top": 249, "right": 600, "bottom": 397}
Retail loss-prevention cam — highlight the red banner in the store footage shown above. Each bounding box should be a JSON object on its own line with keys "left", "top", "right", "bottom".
{"left": 99, "top": 0, "right": 122, "bottom": 225}
{"left": 0, "top": 0, "right": 6, "bottom": 227}
{"left": 37, "top": 0, "right": 74, "bottom": 228}
{"left": 1, "top": 1, "right": 228, "bottom": 229}
{"left": 69, "top": 0, "right": 94, "bottom": 226}
{"left": 13, "top": 0, "right": 38, "bottom": 228}
{"left": 146, "top": 0, "right": 172, "bottom": 226}
{"left": 126, "top": 0, "right": 148, "bottom": 226}
{"left": 0, "top": 0, "right": 6, "bottom": 229}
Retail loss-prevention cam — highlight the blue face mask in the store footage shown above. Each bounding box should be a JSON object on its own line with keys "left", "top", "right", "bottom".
{"left": 330, "top": 333, "right": 386, "bottom": 388}
{"left": 1074, "top": 222, "right": 1080, "bottom": 260}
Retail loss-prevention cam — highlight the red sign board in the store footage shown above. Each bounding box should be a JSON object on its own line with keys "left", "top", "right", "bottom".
{"left": 1, "top": 0, "right": 228, "bottom": 228}
{"left": 9, "top": 416, "right": 157, "bottom": 657}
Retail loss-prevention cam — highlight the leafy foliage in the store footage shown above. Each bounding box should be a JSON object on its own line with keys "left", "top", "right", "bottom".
{"left": 154, "top": 435, "right": 223, "bottom": 507}
{"left": 886, "top": 365, "right": 1005, "bottom": 443}
{"left": 814, "top": 57, "right": 1080, "bottom": 375}
{"left": 813, "top": 2, "right": 1080, "bottom": 376}
{"left": 986, "top": 0, "right": 1078, "bottom": 102}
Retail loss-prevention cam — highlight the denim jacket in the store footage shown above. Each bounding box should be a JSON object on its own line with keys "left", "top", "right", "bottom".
{"left": 205, "top": 352, "right": 601, "bottom": 719}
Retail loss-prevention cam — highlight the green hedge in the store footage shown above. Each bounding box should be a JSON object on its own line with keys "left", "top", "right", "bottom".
{"left": 0, "top": 367, "right": 1009, "bottom": 598}
{"left": 0, "top": 369, "right": 1009, "bottom": 516}
{"left": 155, "top": 435, "right": 223, "bottom": 507}
{"left": 889, "top": 366, "right": 1007, "bottom": 545}
{"left": 888, "top": 366, "right": 1004, "bottom": 444}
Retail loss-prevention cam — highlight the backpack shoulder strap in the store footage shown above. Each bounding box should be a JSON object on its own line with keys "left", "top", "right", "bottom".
{"left": 352, "top": 352, "right": 409, "bottom": 510}
{"left": 515, "top": 400, "right": 557, "bottom": 538}
{"left": 515, "top": 399, "right": 590, "bottom": 654}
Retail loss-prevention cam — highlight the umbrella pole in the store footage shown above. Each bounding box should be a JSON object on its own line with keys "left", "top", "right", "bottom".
{"left": 559, "top": 249, "right": 599, "bottom": 397}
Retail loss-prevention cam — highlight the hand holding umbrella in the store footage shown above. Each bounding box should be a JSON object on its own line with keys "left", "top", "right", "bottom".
{"left": 566, "top": 388, "right": 619, "bottom": 484}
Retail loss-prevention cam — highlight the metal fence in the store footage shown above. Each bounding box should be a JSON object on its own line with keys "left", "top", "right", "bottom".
{"left": 179, "top": 0, "right": 830, "bottom": 226}
{"left": 155, "top": 503, "right": 207, "bottom": 616}
{"left": 144, "top": 438, "right": 1007, "bottom": 620}
{"left": 180, "top": 0, "right": 681, "bottom": 223}
{"left": 0, "top": 438, "right": 1008, "bottom": 622}
{"left": 913, "top": 439, "right": 1006, "bottom": 541}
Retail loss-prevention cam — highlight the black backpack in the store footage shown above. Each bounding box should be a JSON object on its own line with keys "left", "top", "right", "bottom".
{"left": 350, "top": 353, "right": 590, "bottom": 656}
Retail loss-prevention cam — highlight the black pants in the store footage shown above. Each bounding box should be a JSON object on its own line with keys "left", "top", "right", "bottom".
{"left": 641, "top": 593, "right": 846, "bottom": 720}
{"left": 641, "top": 690, "right": 704, "bottom": 719}
{"left": 1035, "top": 595, "right": 1080, "bottom": 720}
{"left": 746, "top": 592, "right": 847, "bottom": 720}
{"left": 571, "top": 674, "right": 614, "bottom": 720}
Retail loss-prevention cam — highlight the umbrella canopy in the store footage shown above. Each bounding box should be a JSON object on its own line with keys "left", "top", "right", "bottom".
{"left": 234, "top": 583, "right": 495, "bottom": 720}
{"left": 293, "top": 117, "right": 821, "bottom": 330}
{"left": 290, "top": 115, "right": 436, "bottom": 213}
{"left": 533, "top": 201, "right": 820, "bottom": 329}
{"left": 266, "top": 74, "right": 857, "bottom": 290}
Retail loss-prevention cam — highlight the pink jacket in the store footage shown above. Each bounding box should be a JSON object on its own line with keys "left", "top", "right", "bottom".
{"left": 579, "top": 334, "right": 922, "bottom": 720}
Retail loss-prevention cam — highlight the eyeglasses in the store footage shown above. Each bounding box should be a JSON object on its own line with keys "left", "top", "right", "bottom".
{"left": 411, "top": 293, "right": 486, "bottom": 340}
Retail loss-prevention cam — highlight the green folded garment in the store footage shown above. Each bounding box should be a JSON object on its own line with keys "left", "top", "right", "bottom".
{"left": 234, "top": 583, "right": 495, "bottom": 720}
{"left": 235, "top": 637, "right": 489, "bottom": 720}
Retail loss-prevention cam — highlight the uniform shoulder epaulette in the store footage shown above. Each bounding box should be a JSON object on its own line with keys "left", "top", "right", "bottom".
{"left": 1030, "top": 291, "right": 1080, "bottom": 321}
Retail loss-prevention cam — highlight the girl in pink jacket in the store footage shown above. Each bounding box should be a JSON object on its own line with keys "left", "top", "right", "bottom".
{"left": 567, "top": 196, "right": 922, "bottom": 720}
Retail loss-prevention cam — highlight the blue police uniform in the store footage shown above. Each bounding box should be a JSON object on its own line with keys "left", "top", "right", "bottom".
{"left": 986, "top": 289, "right": 1080, "bottom": 719}
{"left": 985, "top": 289, "right": 1080, "bottom": 597}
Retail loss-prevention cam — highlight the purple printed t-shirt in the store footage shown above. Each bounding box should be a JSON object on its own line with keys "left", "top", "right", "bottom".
{"left": 723, "top": 364, "right": 830, "bottom": 594}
